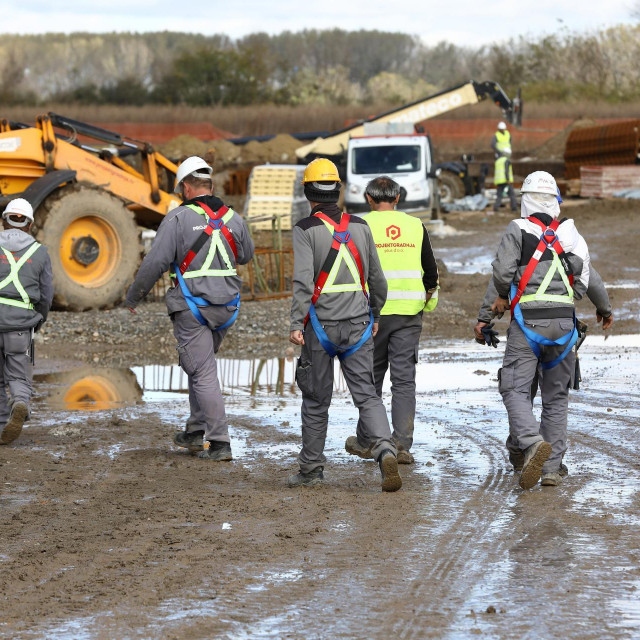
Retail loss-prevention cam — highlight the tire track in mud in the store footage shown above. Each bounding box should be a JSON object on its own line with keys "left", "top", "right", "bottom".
{"left": 386, "top": 414, "right": 524, "bottom": 639}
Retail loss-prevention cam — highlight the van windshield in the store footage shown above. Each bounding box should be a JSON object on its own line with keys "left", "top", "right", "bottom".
{"left": 352, "top": 145, "right": 422, "bottom": 175}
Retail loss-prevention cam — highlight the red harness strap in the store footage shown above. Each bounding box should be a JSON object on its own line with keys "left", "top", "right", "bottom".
{"left": 304, "top": 212, "right": 367, "bottom": 326}
{"left": 177, "top": 201, "right": 238, "bottom": 275}
{"left": 510, "top": 217, "right": 573, "bottom": 315}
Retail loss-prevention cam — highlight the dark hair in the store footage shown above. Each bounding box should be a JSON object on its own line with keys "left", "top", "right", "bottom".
{"left": 365, "top": 176, "right": 400, "bottom": 203}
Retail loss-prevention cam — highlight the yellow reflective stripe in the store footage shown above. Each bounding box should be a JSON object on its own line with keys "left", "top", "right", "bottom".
{"left": 319, "top": 219, "right": 365, "bottom": 295}
{"left": 0, "top": 296, "right": 34, "bottom": 309}
{"left": 519, "top": 250, "right": 574, "bottom": 305}
{"left": 0, "top": 243, "right": 40, "bottom": 307}
{"left": 181, "top": 205, "right": 236, "bottom": 278}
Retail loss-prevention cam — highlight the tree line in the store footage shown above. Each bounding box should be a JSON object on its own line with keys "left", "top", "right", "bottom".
{"left": 1, "top": 25, "right": 639, "bottom": 107}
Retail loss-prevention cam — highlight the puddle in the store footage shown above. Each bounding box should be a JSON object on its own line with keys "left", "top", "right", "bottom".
{"left": 435, "top": 246, "right": 493, "bottom": 274}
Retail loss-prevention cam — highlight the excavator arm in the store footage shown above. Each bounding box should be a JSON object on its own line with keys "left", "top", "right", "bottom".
{"left": 296, "top": 80, "right": 521, "bottom": 160}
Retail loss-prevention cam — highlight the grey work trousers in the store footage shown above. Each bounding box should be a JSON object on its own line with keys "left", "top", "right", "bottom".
{"left": 0, "top": 330, "right": 32, "bottom": 426}
{"left": 172, "top": 305, "right": 234, "bottom": 443}
{"left": 499, "top": 318, "right": 575, "bottom": 474}
{"left": 296, "top": 319, "right": 396, "bottom": 474}
{"left": 494, "top": 183, "right": 518, "bottom": 212}
{"left": 356, "top": 313, "right": 422, "bottom": 451}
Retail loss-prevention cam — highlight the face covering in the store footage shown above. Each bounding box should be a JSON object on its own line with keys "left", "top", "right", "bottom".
{"left": 520, "top": 193, "right": 560, "bottom": 220}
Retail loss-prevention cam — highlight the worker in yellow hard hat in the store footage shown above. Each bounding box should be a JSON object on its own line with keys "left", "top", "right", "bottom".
{"left": 288, "top": 157, "right": 402, "bottom": 492}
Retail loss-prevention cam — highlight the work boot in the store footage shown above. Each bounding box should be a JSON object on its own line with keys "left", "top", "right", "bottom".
{"left": 509, "top": 450, "right": 525, "bottom": 472}
{"left": 287, "top": 467, "right": 324, "bottom": 487}
{"left": 173, "top": 429, "right": 205, "bottom": 452}
{"left": 541, "top": 471, "right": 563, "bottom": 487}
{"left": 345, "top": 435, "right": 373, "bottom": 460}
{"left": 559, "top": 463, "right": 568, "bottom": 477}
{"left": 197, "top": 440, "right": 232, "bottom": 461}
{"left": 0, "top": 401, "right": 28, "bottom": 445}
{"left": 519, "top": 440, "right": 552, "bottom": 490}
{"left": 396, "top": 449, "right": 415, "bottom": 465}
{"left": 378, "top": 449, "right": 402, "bottom": 492}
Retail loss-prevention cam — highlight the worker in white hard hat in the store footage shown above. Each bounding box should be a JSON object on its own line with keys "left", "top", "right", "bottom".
{"left": 491, "top": 121, "right": 517, "bottom": 212}
{"left": 475, "top": 171, "right": 613, "bottom": 490}
{"left": 0, "top": 198, "right": 54, "bottom": 446}
{"left": 126, "top": 156, "right": 254, "bottom": 460}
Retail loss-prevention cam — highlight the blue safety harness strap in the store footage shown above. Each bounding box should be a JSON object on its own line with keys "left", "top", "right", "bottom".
{"left": 510, "top": 282, "right": 578, "bottom": 370}
{"left": 304, "top": 212, "right": 373, "bottom": 360}
{"left": 308, "top": 305, "right": 374, "bottom": 362}
{"left": 173, "top": 261, "right": 240, "bottom": 330}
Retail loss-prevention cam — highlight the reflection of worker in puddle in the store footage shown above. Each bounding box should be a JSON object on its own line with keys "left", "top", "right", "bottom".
{"left": 344, "top": 176, "right": 439, "bottom": 465}
{"left": 289, "top": 158, "right": 402, "bottom": 492}
{"left": 126, "top": 157, "right": 254, "bottom": 460}
{"left": 0, "top": 199, "right": 53, "bottom": 445}
{"left": 474, "top": 171, "right": 613, "bottom": 489}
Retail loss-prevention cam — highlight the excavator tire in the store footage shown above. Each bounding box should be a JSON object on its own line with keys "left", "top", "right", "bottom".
{"left": 438, "top": 171, "right": 466, "bottom": 204}
{"left": 34, "top": 186, "right": 141, "bottom": 311}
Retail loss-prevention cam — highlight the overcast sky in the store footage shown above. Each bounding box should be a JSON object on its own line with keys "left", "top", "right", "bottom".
{"left": 0, "top": 1, "right": 635, "bottom": 46}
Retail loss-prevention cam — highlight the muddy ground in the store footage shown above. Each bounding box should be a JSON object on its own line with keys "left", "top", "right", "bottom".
{"left": 1, "top": 200, "right": 639, "bottom": 639}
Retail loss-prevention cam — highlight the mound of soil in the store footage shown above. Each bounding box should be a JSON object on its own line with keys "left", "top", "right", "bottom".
{"left": 158, "top": 134, "right": 209, "bottom": 160}
{"left": 531, "top": 118, "right": 597, "bottom": 160}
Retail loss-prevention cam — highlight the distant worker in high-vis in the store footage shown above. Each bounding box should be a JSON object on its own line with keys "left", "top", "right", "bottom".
{"left": 492, "top": 121, "right": 517, "bottom": 213}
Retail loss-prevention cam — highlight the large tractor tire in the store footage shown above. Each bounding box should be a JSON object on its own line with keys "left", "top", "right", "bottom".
{"left": 438, "top": 171, "right": 466, "bottom": 204}
{"left": 35, "top": 186, "right": 141, "bottom": 310}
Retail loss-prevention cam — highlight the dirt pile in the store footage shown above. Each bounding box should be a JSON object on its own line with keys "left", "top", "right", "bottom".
{"left": 158, "top": 134, "right": 209, "bottom": 160}
{"left": 531, "top": 118, "right": 597, "bottom": 160}
{"left": 161, "top": 133, "right": 303, "bottom": 170}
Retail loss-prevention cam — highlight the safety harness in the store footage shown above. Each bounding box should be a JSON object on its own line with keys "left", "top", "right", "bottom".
{"left": 0, "top": 243, "right": 41, "bottom": 310}
{"left": 172, "top": 201, "right": 240, "bottom": 330}
{"left": 304, "top": 212, "right": 373, "bottom": 360}
{"left": 510, "top": 217, "right": 578, "bottom": 369}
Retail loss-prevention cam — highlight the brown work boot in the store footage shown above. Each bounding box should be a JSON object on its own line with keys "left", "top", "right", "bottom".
{"left": 378, "top": 449, "right": 402, "bottom": 492}
{"left": 345, "top": 435, "right": 373, "bottom": 460}
{"left": 173, "top": 429, "right": 205, "bottom": 452}
{"left": 0, "top": 401, "right": 28, "bottom": 445}
{"left": 519, "top": 440, "right": 552, "bottom": 490}
{"left": 396, "top": 449, "right": 415, "bottom": 465}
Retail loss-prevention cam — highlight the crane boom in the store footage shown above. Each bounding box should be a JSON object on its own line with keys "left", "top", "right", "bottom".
{"left": 295, "top": 80, "right": 519, "bottom": 160}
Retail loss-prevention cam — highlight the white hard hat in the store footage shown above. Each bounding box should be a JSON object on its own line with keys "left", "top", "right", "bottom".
{"left": 3, "top": 198, "right": 34, "bottom": 226}
{"left": 174, "top": 156, "right": 213, "bottom": 193}
{"left": 497, "top": 121, "right": 507, "bottom": 130}
{"left": 520, "top": 171, "right": 558, "bottom": 196}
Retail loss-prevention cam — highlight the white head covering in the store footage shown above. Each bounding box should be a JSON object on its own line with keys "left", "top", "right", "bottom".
{"left": 520, "top": 192, "right": 560, "bottom": 219}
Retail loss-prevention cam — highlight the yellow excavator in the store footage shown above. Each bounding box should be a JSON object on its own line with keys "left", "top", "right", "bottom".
{"left": 0, "top": 113, "right": 182, "bottom": 310}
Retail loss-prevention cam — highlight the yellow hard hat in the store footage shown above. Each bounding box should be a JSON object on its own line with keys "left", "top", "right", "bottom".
{"left": 302, "top": 158, "right": 340, "bottom": 183}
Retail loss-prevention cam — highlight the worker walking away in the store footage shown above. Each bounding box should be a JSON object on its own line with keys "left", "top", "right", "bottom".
{"left": 289, "top": 158, "right": 401, "bottom": 492}
{"left": 476, "top": 261, "right": 613, "bottom": 480}
{"left": 344, "top": 176, "right": 439, "bottom": 465}
{"left": 492, "top": 121, "right": 517, "bottom": 213}
{"left": 126, "top": 157, "right": 254, "bottom": 460}
{"left": 0, "top": 199, "right": 53, "bottom": 445}
{"left": 478, "top": 171, "right": 613, "bottom": 489}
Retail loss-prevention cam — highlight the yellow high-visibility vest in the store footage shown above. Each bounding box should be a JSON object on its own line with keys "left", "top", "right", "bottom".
{"left": 364, "top": 211, "right": 437, "bottom": 315}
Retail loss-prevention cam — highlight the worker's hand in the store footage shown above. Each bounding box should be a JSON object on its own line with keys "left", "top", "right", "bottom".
{"left": 127, "top": 307, "right": 137, "bottom": 315}
{"left": 289, "top": 330, "right": 304, "bottom": 346}
{"left": 425, "top": 292, "right": 432, "bottom": 304}
{"left": 372, "top": 322, "right": 379, "bottom": 337}
{"left": 597, "top": 312, "right": 614, "bottom": 330}
{"left": 474, "top": 321, "right": 488, "bottom": 344}
{"left": 491, "top": 296, "right": 510, "bottom": 316}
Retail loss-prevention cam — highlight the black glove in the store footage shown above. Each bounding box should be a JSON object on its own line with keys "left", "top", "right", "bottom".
{"left": 481, "top": 322, "right": 500, "bottom": 348}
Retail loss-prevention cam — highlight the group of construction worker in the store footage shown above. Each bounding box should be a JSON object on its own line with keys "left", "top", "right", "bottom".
{"left": 0, "top": 151, "right": 613, "bottom": 493}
